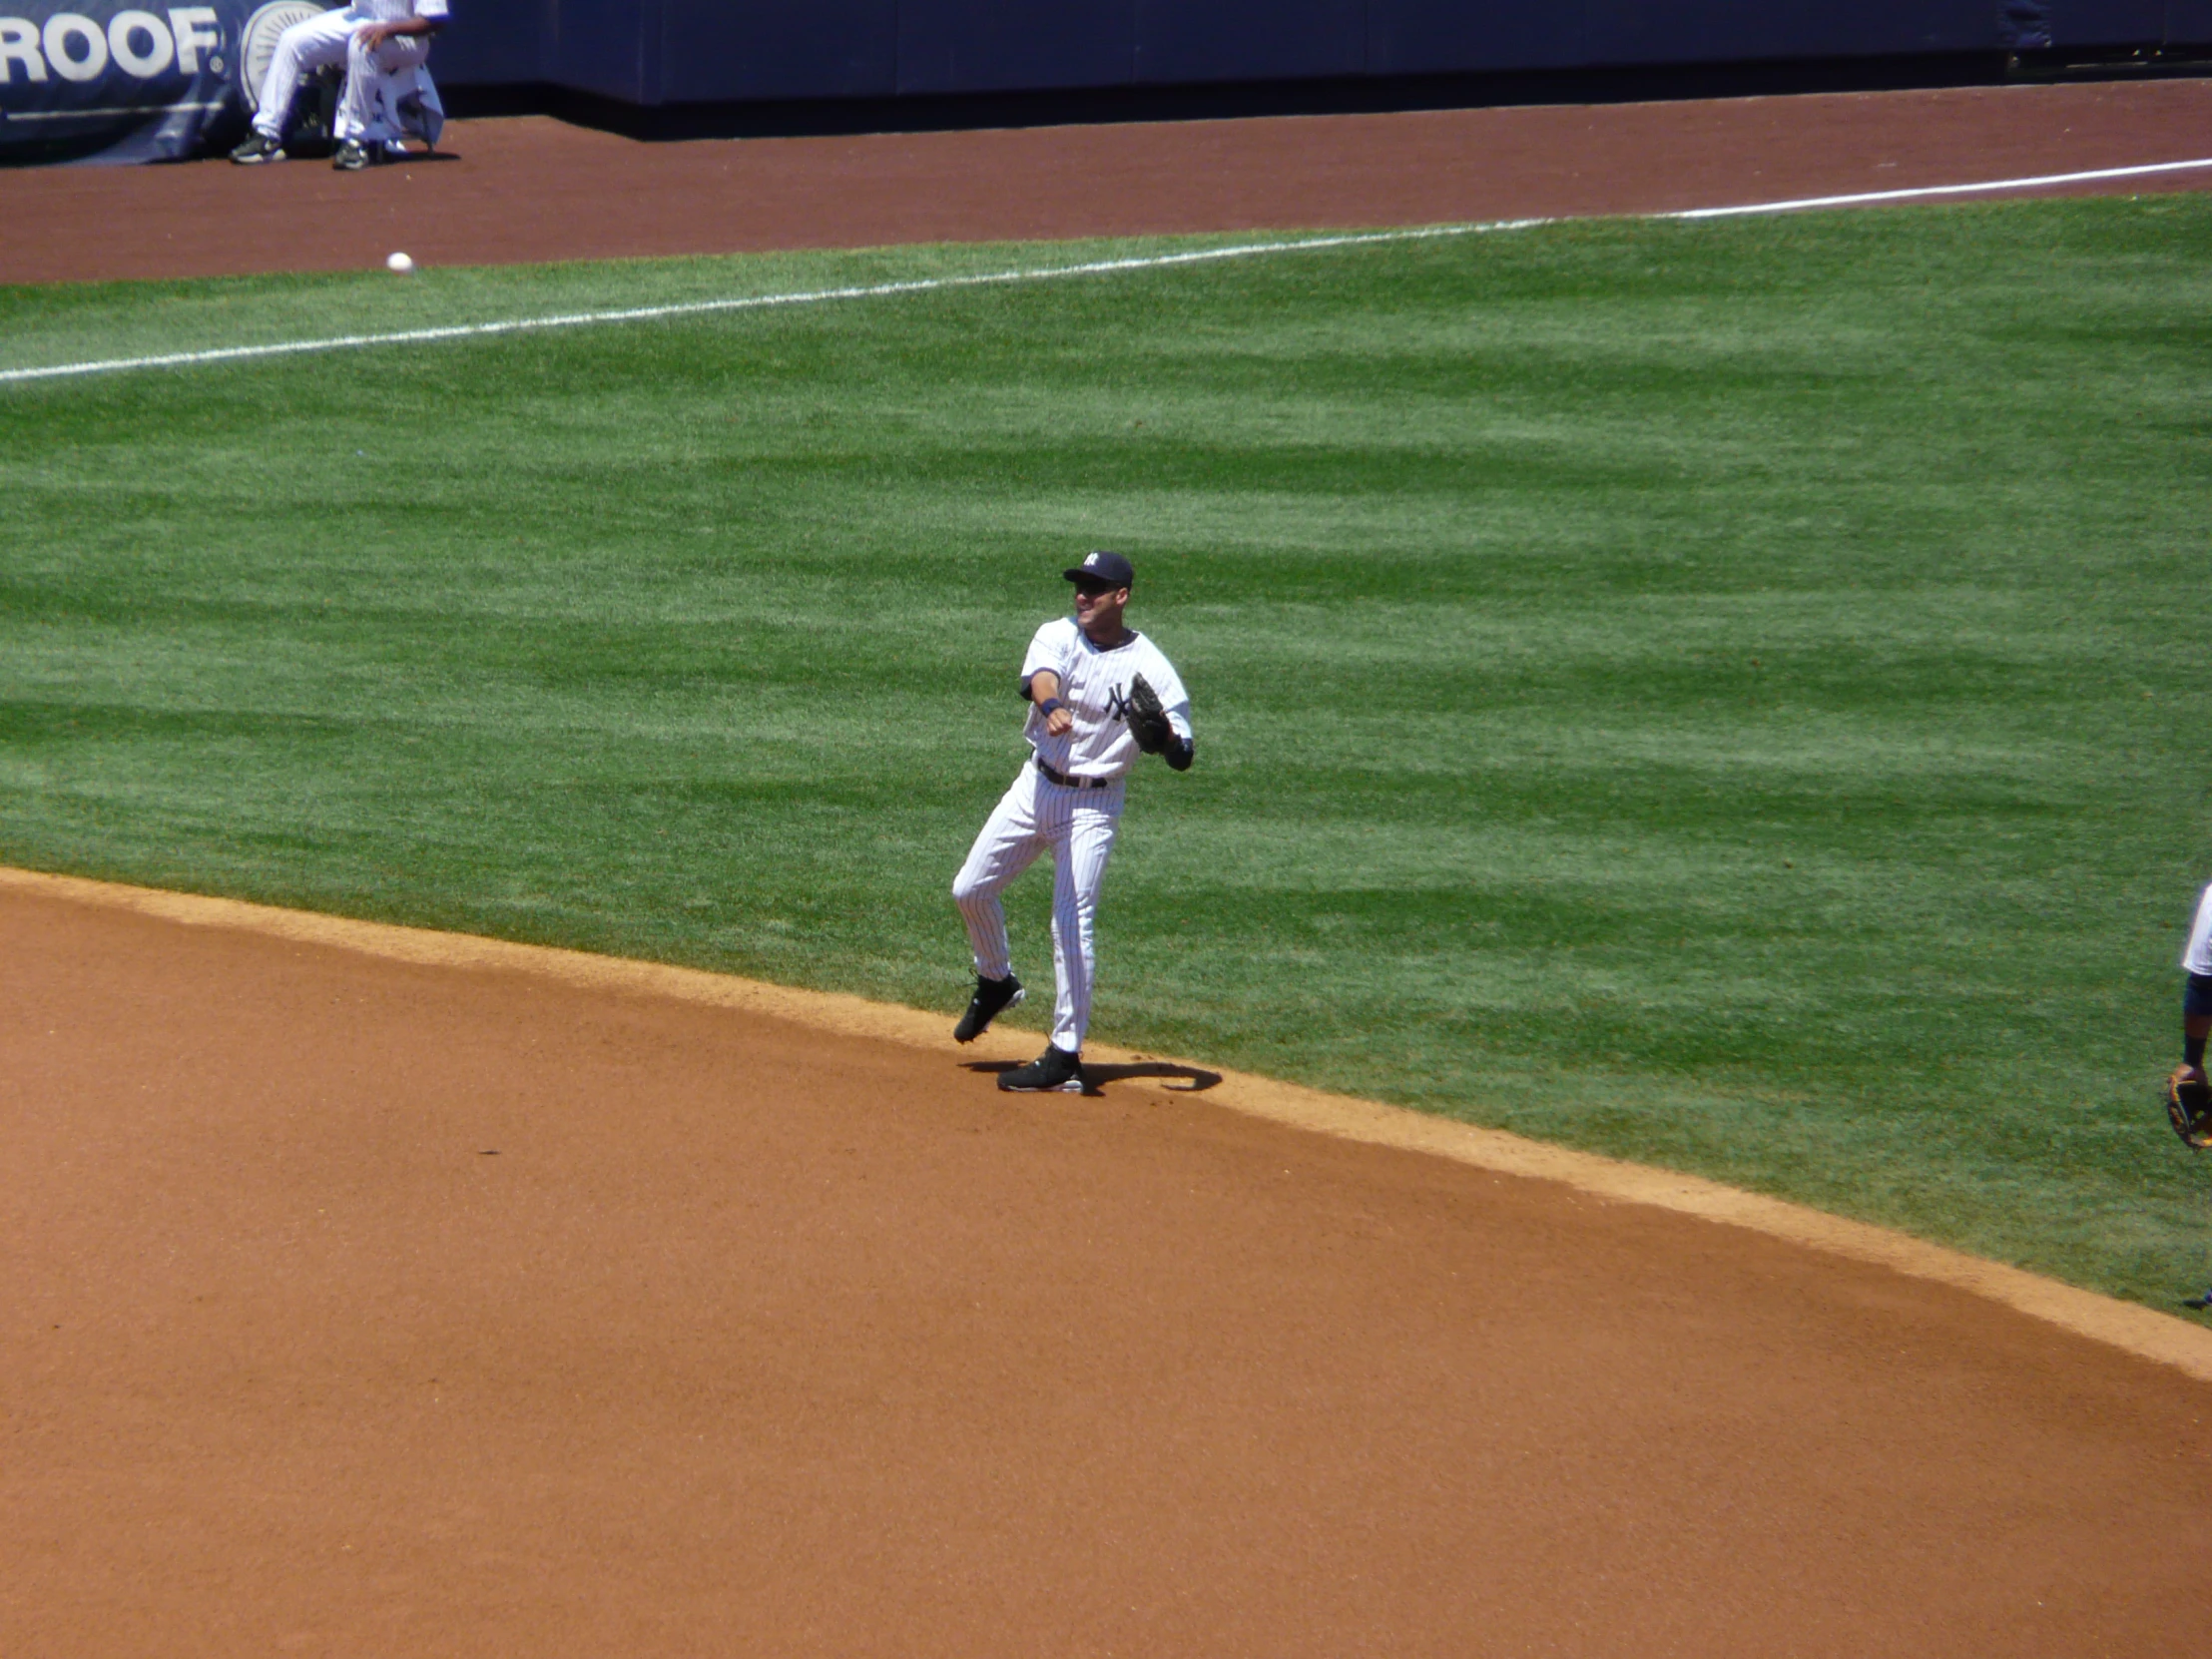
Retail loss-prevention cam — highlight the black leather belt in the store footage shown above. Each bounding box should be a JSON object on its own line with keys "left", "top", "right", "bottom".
{"left": 1034, "top": 755, "right": 1115, "bottom": 791}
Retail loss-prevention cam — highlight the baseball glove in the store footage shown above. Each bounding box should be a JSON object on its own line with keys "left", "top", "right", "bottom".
{"left": 2167, "top": 1066, "right": 2212, "bottom": 1150}
{"left": 1125, "top": 673, "right": 1173, "bottom": 756}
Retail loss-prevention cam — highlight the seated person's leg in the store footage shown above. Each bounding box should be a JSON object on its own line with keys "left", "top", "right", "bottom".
{"left": 335, "top": 32, "right": 432, "bottom": 160}
{"left": 250, "top": 11, "right": 356, "bottom": 141}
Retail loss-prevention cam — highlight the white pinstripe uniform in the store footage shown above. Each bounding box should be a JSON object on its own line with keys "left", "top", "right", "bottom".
{"left": 953, "top": 615, "right": 1194, "bottom": 1055}
{"left": 251, "top": 0, "right": 447, "bottom": 150}
{"left": 2186, "top": 881, "right": 2212, "bottom": 978}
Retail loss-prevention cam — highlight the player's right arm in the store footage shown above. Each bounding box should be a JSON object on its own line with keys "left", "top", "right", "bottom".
{"left": 1024, "top": 671, "right": 1074, "bottom": 737}
{"left": 360, "top": 0, "right": 448, "bottom": 48}
{"left": 1019, "top": 621, "right": 1077, "bottom": 737}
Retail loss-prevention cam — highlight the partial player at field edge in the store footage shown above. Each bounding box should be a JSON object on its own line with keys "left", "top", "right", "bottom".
{"left": 2168, "top": 878, "right": 2212, "bottom": 1308}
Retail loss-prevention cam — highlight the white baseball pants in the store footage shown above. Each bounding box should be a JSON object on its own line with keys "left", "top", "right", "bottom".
{"left": 252, "top": 12, "right": 432, "bottom": 145}
{"left": 336, "top": 30, "right": 433, "bottom": 145}
{"left": 251, "top": 10, "right": 349, "bottom": 138}
{"left": 952, "top": 762, "right": 1124, "bottom": 1055}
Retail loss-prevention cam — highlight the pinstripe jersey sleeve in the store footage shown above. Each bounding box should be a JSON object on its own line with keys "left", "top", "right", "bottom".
{"left": 2186, "top": 881, "right": 2212, "bottom": 977}
{"left": 1134, "top": 644, "right": 1193, "bottom": 743}
{"left": 352, "top": 0, "right": 449, "bottom": 20}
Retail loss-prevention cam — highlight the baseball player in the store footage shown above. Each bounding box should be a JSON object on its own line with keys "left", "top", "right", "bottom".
{"left": 2167, "top": 879, "right": 2212, "bottom": 1308}
{"left": 230, "top": 0, "right": 447, "bottom": 171}
{"left": 2168, "top": 877, "right": 2212, "bottom": 1143}
{"left": 951, "top": 550, "right": 1194, "bottom": 1092}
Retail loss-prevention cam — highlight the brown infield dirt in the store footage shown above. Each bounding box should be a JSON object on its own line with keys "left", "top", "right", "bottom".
{"left": 8, "top": 81, "right": 2212, "bottom": 1656}
{"left": 7, "top": 872, "right": 2212, "bottom": 1658}
{"left": 1, "top": 77, "right": 2209, "bottom": 284}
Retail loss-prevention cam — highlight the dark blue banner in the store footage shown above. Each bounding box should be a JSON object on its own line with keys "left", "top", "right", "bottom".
{"left": 0, "top": 0, "right": 272, "bottom": 163}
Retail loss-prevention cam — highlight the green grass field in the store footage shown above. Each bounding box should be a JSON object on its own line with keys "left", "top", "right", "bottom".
{"left": 5, "top": 195, "right": 2210, "bottom": 1309}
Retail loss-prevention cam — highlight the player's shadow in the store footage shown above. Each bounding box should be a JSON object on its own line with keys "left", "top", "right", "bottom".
{"left": 962, "top": 1059, "right": 1221, "bottom": 1096}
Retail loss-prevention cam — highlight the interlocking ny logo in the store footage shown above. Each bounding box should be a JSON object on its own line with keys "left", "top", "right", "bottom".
{"left": 1104, "top": 683, "right": 1131, "bottom": 726}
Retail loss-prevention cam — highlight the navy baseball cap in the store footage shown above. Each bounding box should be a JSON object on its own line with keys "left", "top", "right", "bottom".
{"left": 1064, "top": 549, "right": 1135, "bottom": 588}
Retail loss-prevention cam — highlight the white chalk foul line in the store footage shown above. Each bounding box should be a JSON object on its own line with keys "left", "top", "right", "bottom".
{"left": 0, "top": 225, "right": 1515, "bottom": 388}
{"left": 4, "top": 155, "right": 2209, "bottom": 388}
{"left": 1665, "top": 154, "right": 2212, "bottom": 219}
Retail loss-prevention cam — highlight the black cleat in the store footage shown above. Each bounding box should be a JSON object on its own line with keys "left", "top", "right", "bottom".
{"left": 230, "top": 132, "right": 284, "bottom": 165}
{"left": 2187, "top": 1288, "right": 2212, "bottom": 1311}
{"left": 997, "top": 1044, "right": 1083, "bottom": 1094}
{"left": 332, "top": 139, "right": 373, "bottom": 172}
{"left": 953, "top": 973, "right": 1023, "bottom": 1044}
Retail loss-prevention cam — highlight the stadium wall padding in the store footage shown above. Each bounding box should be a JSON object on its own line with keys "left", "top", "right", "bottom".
{"left": 426, "top": 1, "right": 2205, "bottom": 102}
{"left": 2049, "top": 0, "right": 2160, "bottom": 44}
{"left": 892, "top": 0, "right": 1131, "bottom": 95}
{"left": 6, "top": 1, "right": 2202, "bottom": 164}
{"left": 2172, "top": 0, "right": 2212, "bottom": 44}
{"left": 1132, "top": 0, "right": 1365, "bottom": 84}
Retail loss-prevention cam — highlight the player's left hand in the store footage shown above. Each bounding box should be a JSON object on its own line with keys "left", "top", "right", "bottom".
{"left": 1125, "top": 673, "right": 1173, "bottom": 755}
{"left": 2168, "top": 1065, "right": 2212, "bottom": 1149}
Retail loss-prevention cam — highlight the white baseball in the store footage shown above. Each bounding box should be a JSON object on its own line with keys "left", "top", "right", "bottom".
{"left": 386, "top": 252, "right": 415, "bottom": 275}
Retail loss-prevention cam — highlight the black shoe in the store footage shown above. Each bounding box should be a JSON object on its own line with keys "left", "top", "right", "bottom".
{"left": 230, "top": 132, "right": 283, "bottom": 165}
{"left": 998, "top": 1044, "right": 1083, "bottom": 1094}
{"left": 2187, "top": 1288, "right": 2212, "bottom": 1311}
{"left": 332, "top": 139, "right": 373, "bottom": 172}
{"left": 953, "top": 973, "right": 1023, "bottom": 1044}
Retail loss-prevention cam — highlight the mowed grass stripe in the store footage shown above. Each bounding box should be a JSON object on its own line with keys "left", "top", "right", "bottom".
{"left": 2, "top": 195, "right": 2209, "bottom": 1308}
{"left": 0, "top": 226, "right": 1521, "bottom": 384}
{"left": 7, "top": 157, "right": 2207, "bottom": 386}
